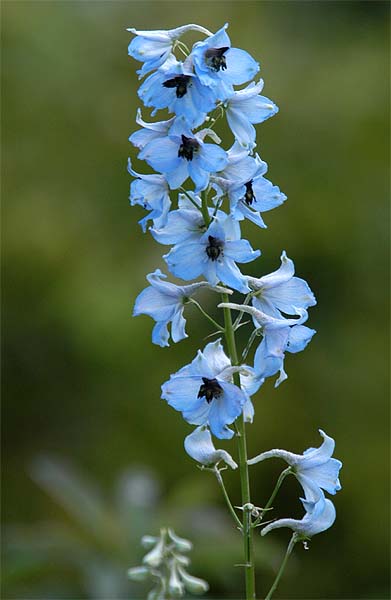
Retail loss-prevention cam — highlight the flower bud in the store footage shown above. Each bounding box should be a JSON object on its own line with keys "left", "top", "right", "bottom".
{"left": 141, "top": 535, "right": 159, "bottom": 549}
{"left": 127, "top": 566, "right": 150, "bottom": 581}
{"left": 178, "top": 566, "right": 209, "bottom": 594}
{"left": 168, "top": 561, "right": 185, "bottom": 597}
{"left": 142, "top": 536, "right": 165, "bottom": 568}
{"left": 167, "top": 528, "right": 193, "bottom": 553}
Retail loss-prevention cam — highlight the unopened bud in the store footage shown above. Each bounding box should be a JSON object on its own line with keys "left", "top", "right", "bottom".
{"left": 127, "top": 566, "right": 150, "bottom": 581}
{"left": 167, "top": 528, "right": 193, "bottom": 553}
{"left": 168, "top": 561, "right": 185, "bottom": 597}
{"left": 143, "top": 536, "right": 165, "bottom": 568}
{"left": 141, "top": 535, "right": 159, "bottom": 549}
{"left": 178, "top": 566, "right": 209, "bottom": 595}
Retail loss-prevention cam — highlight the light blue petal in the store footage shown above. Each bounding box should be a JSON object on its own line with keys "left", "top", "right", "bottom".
{"left": 151, "top": 208, "right": 203, "bottom": 245}
{"left": 224, "top": 239, "right": 261, "bottom": 263}
{"left": 184, "top": 426, "right": 238, "bottom": 468}
{"left": 188, "top": 160, "right": 209, "bottom": 192}
{"left": 165, "top": 243, "right": 206, "bottom": 280}
{"left": 265, "top": 279, "right": 317, "bottom": 315}
{"left": 287, "top": 325, "right": 316, "bottom": 353}
{"left": 133, "top": 286, "right": 177, "bottom": 321}
{"left": 139, "top": 137, "right": 182, "bottom": 173}
{"left": 171, "top": 308, "right": 187, "bottom": 343}
{"left": 152, "top": 321, "right": 170, "bottom": 347}
{"left": 197, "top": 144, "right": 228, "bottom": 173}
{"left": 226, "top": 107, "right": 256, "bottom": 149}
{"left": 208, "top": 381, "right": 245, "bottom": 439}
{"left": 216, "top": 258, "right": 250, "bottom": 293}
{"left": 201, "top": 339, "right": 231, "bottom": 374}
{"left": 223, "top": 48, "right": 260, "bottom": 85}
{"left": 301, "top": 460, "right": 342, "bottom": 495}
{"left": 162, "top": 375, "right": 203, "bottom": 412}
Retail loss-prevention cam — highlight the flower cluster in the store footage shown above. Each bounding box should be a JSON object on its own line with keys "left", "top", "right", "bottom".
{"left": 128, "top": 22, "right": 342, "bottom": 596}
{"left": 128, "top": 528, "right": 209, "bottom": 598}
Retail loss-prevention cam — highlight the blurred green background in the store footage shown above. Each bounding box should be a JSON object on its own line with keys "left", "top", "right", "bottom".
{"left": 2, "top": 1, "right": 389, "bottom": 598}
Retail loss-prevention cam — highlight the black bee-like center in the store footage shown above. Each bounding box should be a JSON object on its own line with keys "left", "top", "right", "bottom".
{"left": 243, "top": 180, "right": 256, "bottom": 206}
{"left": 197, "top": 377, "right": 223, "bottom": 403}
{"left": 204, "top": 47, "right": 229, "bottom": 72}
{"left": 206, "top": 235, "right": 223, "bottom": 261}
{"left": 178, "top": 135, "right": 200, "bottom": 161}
{"left": 162, "top": 75, "right": 191, "bottom": 98}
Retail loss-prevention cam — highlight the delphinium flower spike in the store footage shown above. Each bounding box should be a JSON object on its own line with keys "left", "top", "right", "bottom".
{"left": 127, "top": 22, "right": 342, "bottom": 600}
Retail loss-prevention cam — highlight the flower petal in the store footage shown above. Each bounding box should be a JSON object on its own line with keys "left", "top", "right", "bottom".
{"left": 184, "top": 426, "right": 238, "bottom": 468}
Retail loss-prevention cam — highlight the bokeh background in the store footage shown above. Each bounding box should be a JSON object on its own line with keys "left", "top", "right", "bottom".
{"left": 2, "top": 1, "right": 389, "bottom": 598}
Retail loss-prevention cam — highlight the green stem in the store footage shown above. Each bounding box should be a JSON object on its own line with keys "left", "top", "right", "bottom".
{"left": 201, "top": 191, "right": 210, "bottom": 227}
{"left": 221, "top": 293, "right": 256, "bottom": 600}
{"left": 233, "top": 293, "right": 253, "bottom": 330}
{"left": 252, "top": 468, "right": 291, "bottom": 526}
{"left": 214, "top": 467, "right": 243, "bottom": 530}
{"left": 179, "top": 187, "right": 203, "bottom": 212}
{"left": 264, "top": 533, "right": 298, "bottom": 600}
{"left": 187, "top": 298, "right": 225, "bottom": 332}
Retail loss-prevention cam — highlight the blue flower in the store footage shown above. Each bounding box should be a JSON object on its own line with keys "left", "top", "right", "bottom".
{"left": 138, "top": 118, "right": 228, "bottom": 192}
{"left": 261, "top": 493, "right": 336, "bottom": 539}
{"left": 127, "top": 159, "right": 171, "bottom": 232}
{"left": 225, "top": 80, "right": 278, "bottom": 149}
{"left": 161, "top": 339, "right": 249, "bottom": 439}
{"left": 248, "top": 429, "right": 342, "bottom": 498}
{"left": 191, "top": 24, "right": 259, "bottom": 100}
{"left": 247, "top": 251, "right": 317, "bottom": 318}
{"left": 164, "top": 215, "right": 260, "bottom": 293}
{"left": 184, "top": 426, "right": 238, "bottom": 468}
{"left": 137, "top": 56, "right": 216, "bottom": 128}
{"left": 151, "top": 192, "right": 225, "bottom": 246}
{"left": 213, "top": 148, "right": 287, "bottom": 228}
{"left": 133, "top": 269, "right": 232, "bottom": 347}
{"left": 129, "top": 109, "right": 175, "bottom": 150}
{"left": 218, "top": 303, "right": 315, "bottom": 386}
{"left": 127, "top": 24, "right": 213, "bottom": 78}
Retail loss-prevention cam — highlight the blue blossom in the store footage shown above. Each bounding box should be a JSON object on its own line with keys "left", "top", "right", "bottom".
{"left": 161, "top": 339, "right": 250, "bottom": 439}
{"left": 129, "top": 109, "right": 175, "bottom": 150}
{"left": 127, "top": 24, "right": 213, "bottom": 78}
{"left": 138, "top": 118, "right": 228, "bottom": 192}
{"left": 184, "top": 426, "right": 238, "bottom": 469}
{"left": 164, "top": 215, "right": 260, "bottom": 293}
{"left": 248, "top": 429, "right": 342, "bottom": 499}
{"left": 218, "top": 303, "right": 315, "bottom": 385}
{"left": 225, "top": 80, "right": 278, "bottom": 149}
{"left": 137, "top": 56, "right": 216, "bottom": 128}
{"left": 247, "top": 251, "right": 317, "bottom": 318}
{"left": 261, "top": 493, "right": 336, "bottom": 539}
{"left": 127, "top": 158, "right": 171, "bottom": 231}
{"left": 151, "top": 192, "right": 225, "bottom": 246}
{"left": 133, "top": 270, "right": 232, "bottom": 347}
{"left": 191, "top": 24, "right": 259, "bottom": 100}
{"left": 213, "top": 148, "right": 287, "bottom": 228}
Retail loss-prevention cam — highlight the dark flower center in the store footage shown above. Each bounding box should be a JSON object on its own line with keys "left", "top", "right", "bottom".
{"left": 243, "top": 180, "right": 256, "bottom": 206}
{"left": 162, "top": 75, "right": 191, "bottom": 98}
{"left": 206, "top": 235, "right": 223, "bottom": 261}
{"left": 197, "top": 377, "right": 223, "bottom": 403}
{"left": 178, "top": 135, "right": 200, "bottom": 161}
{"left": 204, "top": 47, "right": 229, "bottom": 72}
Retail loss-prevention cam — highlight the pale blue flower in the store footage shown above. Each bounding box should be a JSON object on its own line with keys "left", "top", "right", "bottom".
{"left": 138, "top": 118, "right": 228, "bottom": 192}
{"left": 225, "top": 80, "right": 278, "bottom": 149}
{"left": 133, "top": 270, "right": 231, "bottom": 347}
{"left": 218, "top": 303, "right": 315, "bottom": 386}
{"left": 213, "top": 149, "right": 287, "bottom": 228}
{"left": 191, "top": 24, "right": 259, "bottom": 100}
{"left": 261, "top": 494, "right": 336, "bottom": 539}
{"left": 164, "top": 215, "right": 260, "bottom": 293}
{"left": 127, "top": 159, "right": 171, "bottom": 231}
{"left": 151, "top": 192, "right": 226, "bottom": 245}
{"left": 184, "top": 426, "right": 238, "bottom": 468}
{"left": 137, "top": 56, "right": 216, "bottom": 128}
{"left": 161, "top": 339, "right": 250, "bottom": 439}
{"left": 248, "top": 429, "right": 342, "bottom": 498}
{"left": 247, "top": 251, "right": 317, "bottom": 318}
{"left": 127, "top": 24, "right": 213, "bottom": 78}
{"left": 129, "top": 109, "right": 175, "bottom": 150}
